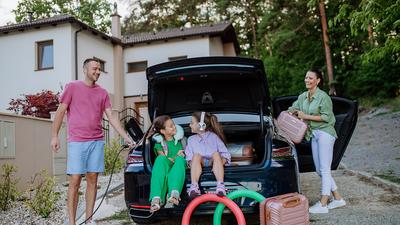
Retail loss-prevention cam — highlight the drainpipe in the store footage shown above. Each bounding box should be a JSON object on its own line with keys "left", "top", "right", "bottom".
{"left": 74, "top": 28, "right": 82, "bottom": 80}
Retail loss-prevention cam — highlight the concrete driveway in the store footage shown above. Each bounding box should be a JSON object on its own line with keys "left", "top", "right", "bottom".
{"left": 95, "top": 169, "right": 400, "bottom": 225}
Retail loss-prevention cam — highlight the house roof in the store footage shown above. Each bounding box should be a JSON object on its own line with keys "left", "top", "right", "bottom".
{"left": 123, "top": 22, "right": 240, "bottom": 52}
{"left": 0, "top": 14, "right": 240, "bottom": 52}
{"left": 0, "top": 14, "right": 121, "bottom": 44}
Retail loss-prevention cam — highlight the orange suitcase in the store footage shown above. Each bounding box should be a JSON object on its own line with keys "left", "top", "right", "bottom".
{"left": 260, "top": 193, "right": 309, "bottom": 225}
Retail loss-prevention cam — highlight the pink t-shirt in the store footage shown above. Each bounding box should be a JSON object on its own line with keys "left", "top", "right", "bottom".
{"left": 60, "top": 81, "right": 111, "bottom": 142}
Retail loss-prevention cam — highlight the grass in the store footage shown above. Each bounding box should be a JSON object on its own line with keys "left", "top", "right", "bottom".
{"left": 359, "top": 96, "right": 400, "bottom": 112}
{"left": 374, "top": 170, "right": 400, "bottom": 184}
{"left": 97, "top": 209, "right": 131, "bottom": 224}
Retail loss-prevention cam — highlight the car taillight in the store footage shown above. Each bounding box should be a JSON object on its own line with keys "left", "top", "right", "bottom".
{"left": 130, "top": 204, "right": 151, "bottom": 209}
{"left": 272, "top": 146, "right": 292, "bottom": 158}
{"left": 127, "top": 151, "right": 144, "bottom": 164}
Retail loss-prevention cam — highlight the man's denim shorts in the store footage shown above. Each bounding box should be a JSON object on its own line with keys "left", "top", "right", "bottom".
{"left": 67, "top": 140, "right": 105, "bottom": 175}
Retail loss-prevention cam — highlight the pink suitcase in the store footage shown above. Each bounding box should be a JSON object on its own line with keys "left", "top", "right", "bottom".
{"left": 276, "top": 111, "right": 308, "bottom": 144}
{"left": 260, "top": 193, "right": 309, "bottom": 225}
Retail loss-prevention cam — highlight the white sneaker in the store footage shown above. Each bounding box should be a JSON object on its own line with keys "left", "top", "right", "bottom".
{"left": 327, "top": 198, "right": 346, "bottom": 209}
{"left": 309, "top": 201, "right": 329, "bottom": 214}
{"left": 85, "top": 220, "right": 97, "bottom": 225}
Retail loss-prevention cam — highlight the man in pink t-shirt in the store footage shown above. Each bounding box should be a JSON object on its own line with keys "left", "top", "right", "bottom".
{"left": 51, "top": 58, "right": 134, "bottom": 225}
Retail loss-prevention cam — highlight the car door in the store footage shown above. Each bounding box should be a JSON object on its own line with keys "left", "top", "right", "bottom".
{"left": 272, "top": 96, "right": 358, "bottom": 172}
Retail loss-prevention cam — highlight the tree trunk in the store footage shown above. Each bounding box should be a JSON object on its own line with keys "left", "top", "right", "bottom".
{"left": 368, "top": 24, "right": 373, "bottom": 45}
{"left": 319, "top": 2, "right": 336, "bottom": 95}
{"left": 244, "top": 0, "right": 259, "bottom": 58}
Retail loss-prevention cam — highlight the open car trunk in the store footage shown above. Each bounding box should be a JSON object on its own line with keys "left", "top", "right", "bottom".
{"left": 144, "top": 57, "right": 273, "bottom": 169}
{"left": 146, "top": 120, "right": 269, "bottom": 168}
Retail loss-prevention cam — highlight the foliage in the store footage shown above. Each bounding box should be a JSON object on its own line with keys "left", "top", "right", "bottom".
{"left": 123, "top": 0, "right": 213, "bottom": 34}
{"left": 12, "top": 0, "right": 112, "bottom": 33}
{"left": 0, "top": 164, "right": 19, "bottom": 211}
{"left": 25, "top": 170, "right": 60, "bottom": 218}
{"left": 123, "top": 0, "right": 268, "bottom": 57}
{"left": 122, "top": 0, "right": 400, "bottom": 100}
{"left": 338, "top": 0, "right": 400, "bottom": 64}
{"left": 7, "top": 90, "right": 59, "bottom": 119}
{"left": 104, "top": 139, "right": 125, "bottom": 175}
{"left": 333, "top": 0, "right": 400, "bottom": 98}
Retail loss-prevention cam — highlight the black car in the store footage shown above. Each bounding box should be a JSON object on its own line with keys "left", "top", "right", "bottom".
{"left": 124, "top": 57, "right": 358, "bottom": 224}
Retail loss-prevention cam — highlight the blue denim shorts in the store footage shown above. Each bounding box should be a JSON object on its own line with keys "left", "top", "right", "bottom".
{"left": 67, "top": 141, "right": 105, "bottom": 175}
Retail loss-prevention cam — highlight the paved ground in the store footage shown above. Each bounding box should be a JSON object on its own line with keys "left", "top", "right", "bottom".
{"left": 93, "top": 111, "right": 400, "bottom": 225}
{"left": 342, "top": 111, "right": 400, "bottom": 177}
{"left": 95, "top": 169, "right": 400, "bottom": 225}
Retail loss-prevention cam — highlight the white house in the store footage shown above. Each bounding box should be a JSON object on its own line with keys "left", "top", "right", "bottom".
{"left": 0, "top": 9, "right": 239, "bottom": 130}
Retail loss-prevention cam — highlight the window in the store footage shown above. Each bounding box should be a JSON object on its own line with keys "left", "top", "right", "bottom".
{"left": 168, "top": 55, "right": 187, "bottom": 61}
{"left": 94, "top": 57, "right": 106, "bottom": 72}
{"left": 127, "top": 61, "right": 148, "bottom": 73}
{"left": 37, "top": 40, "right": 53, "bottom": 70}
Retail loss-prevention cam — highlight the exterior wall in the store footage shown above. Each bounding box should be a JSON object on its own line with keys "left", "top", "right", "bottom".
{"left": 75, "top": 29, "right": 115, "bottom": 94}
{"left": 0, "top": 113, "right": 67, "bottom": 192}
{"left": 0, "top": 24, "right": 73, "bottom": 112}
{"left": 209, "top": 37, "right": 224, "bottom": 56}
{"left": 223, "top": 42, "right": 237, "bottom": 56}
{"left": 123, "top": 37, "right": 210, "bottom": 96}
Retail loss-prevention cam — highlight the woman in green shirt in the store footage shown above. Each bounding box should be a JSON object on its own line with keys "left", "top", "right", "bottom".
{"left": 289, "top": 69, "right": 346, "bottom": 214}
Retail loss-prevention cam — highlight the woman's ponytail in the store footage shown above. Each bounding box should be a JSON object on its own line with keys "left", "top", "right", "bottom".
{"left": 209, "top": 114, "right": 226, "bottom": 144}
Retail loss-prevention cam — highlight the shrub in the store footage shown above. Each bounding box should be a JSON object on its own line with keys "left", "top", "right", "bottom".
{"left": 7, "top": 90, "right": 59, "bottom": 119}
{"left": 25, "top": 170, "right": 60, "bottom": 218}
{"left": 104, "top": 139, "right": 124, "bottom": 175}
{"left": 0, "top": 164, "right": 19, "bottom": 211}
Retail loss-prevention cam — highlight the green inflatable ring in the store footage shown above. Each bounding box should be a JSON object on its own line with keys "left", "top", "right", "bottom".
{"left": 213, "top": 189, "right": 265, "bottom": 225}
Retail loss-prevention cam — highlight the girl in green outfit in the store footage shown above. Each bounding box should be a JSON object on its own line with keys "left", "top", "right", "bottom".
{"left": 147, "top": 115, "right": 186, "bottom": 212}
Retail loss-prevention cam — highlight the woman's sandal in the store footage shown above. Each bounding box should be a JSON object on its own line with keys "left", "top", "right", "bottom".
{"left": 150, "top": 197, "right": 161, "bottom": 212}
{"left": 167, "top": 190, "right": 181, "bottom": 206}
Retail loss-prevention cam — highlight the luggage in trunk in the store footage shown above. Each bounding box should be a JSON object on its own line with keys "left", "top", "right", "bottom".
{"left": 226, "top": 142, "right": 255, "bottom": 166}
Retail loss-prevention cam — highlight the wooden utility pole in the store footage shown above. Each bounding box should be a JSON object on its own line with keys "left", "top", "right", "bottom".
{"left": 319, "top": 2, "right": 336, "bottom": 95}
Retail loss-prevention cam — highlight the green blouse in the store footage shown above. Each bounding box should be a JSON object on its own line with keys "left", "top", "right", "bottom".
{"left": 288, "top": 87, "right": 337, "bottom": 141}
{"left": 154, "top": 139, "right": 183, "bottom": 158}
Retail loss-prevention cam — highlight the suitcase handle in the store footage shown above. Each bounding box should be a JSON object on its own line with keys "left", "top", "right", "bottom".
{"left": 263, "top": 193, "right": 300, "bottom": 221}
{"left": 283, "top": 196, "right": 301, "bottom": 208}
{"left": 276, "top": 193, "right": 297, "bottom": 200}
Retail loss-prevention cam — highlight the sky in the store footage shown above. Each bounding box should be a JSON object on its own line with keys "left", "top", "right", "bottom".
{"left": 0, "top": 0, "right": 131, "bottom": 26}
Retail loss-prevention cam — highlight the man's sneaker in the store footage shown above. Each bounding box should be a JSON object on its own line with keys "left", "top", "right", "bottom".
{"left": 327, "top": 198, "right": 346, "bottom": 209}
{"left": 215, "top": 183, "right": 226, "bottom": 197}
{"left": 188, "top": 184, "right": 201, "bottom": 200}
{"left": 309, "top": 201, "right": 329, "bottom": 214}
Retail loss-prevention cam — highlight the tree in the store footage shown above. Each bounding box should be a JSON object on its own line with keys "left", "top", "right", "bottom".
{"left": 12, "top": 0, "right": 112, "bottom": 33}
{"left": 7, "top": 90, "right": 60, "bottom": 119}
{"left": 123, "top": 0, "right": 213, "bottom": 34}
{"left": 214, "top": 0, "right": 268, "bottom": 58}
{"left": 123, "top": 0, "right": 399, "bottom": 99}
{"left": 343, "top": 0, "right": 400, "bottom": 65}
{"left": 123, "top": 0, "right": 267, "bottom": 58}
{"left": 306, "top": 0, "right": 336, "bottom": 95}
{"left": 334, "top": 0, "right": 400, "bottom": 98}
